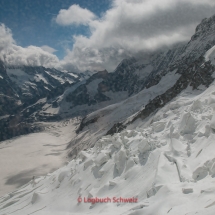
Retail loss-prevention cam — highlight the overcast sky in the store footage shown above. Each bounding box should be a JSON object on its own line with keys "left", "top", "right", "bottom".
{"left": 1, "top": 0, "right": 215, "bottom": 72}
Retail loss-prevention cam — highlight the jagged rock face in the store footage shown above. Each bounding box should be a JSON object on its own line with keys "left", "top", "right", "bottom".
{"left": 90, "top": 47, "right": 185, "bottom": 97}
{"left": 5, "top": 66, "right": 80, "bottom": 106}
{"left": 75, "top": 15, "right": 215, "bottom": 136}
{"left": 106, "top": 56, "right": 215, "bottom": 135}
{"left": 128, "top": 15, "right": 215, "bottom": 93}
{"left": 0, "top": 63, "right": 82, "bottom": 140}
{"left": 136, "top": 57, "right": 215, "bottom": 119}
{"left": 175, "top": 15, "right": 215, "bottom": 66}
{"left": 104, "top": 16, "right": 215, "bottom": 136}
{"left": 0, "top": 61, "right": 21, "bottom": 116}
{"left": 36, "top": 16, "right": 215, "bottom": 120}
{"left": 64, "top": 46, "right": 185, "bottom": 109}
{"left": 2, "top": 15, "right": 215, "bottom": 142}
{"left": 0, "top": 115, "right": 43, "bottom": 141}
{"left": 100, "top": 15, "right": 215, "bottom": 98}
{"left": 0, "top": 63, "right": 83, "bottom": 116}
{"left": 66, "top": 70, "right": 111, "bottom": 106}
{"left": 0, "top": 61, "right": 16, "bottom": 97}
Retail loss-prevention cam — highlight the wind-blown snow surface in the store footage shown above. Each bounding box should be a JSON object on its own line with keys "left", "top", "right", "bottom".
{"left": 2, "top": 79, "right": 215, "bottom": 214}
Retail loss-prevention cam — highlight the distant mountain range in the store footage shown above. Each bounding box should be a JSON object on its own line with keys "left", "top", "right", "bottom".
{"left": 1, "top": 15, "right": 215, "bottom": 144}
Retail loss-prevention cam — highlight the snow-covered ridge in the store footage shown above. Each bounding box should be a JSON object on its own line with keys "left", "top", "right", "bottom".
{"left": 6, "top": 67, "right": 79, "bottom": 97}
{"left": 104, "top": 55, "right": 215, "bottom": 137}
{"left": 2, "top": 78, "right": 215, "bottom": 214}
{"left": 204, "top": 45, "right": 215, "bottom": 66}
{"left": 77, "top": 70, "right": 180, "bottom": 134}
{"left": 175, "top": 15, "right": 215, "bottom": 66}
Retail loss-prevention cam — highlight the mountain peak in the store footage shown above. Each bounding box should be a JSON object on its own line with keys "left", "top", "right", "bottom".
{"left": 192, "top": 14, "right": 215, "bottom": 41}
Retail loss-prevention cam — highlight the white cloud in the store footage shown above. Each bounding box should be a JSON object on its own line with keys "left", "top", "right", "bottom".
{"left": 55, "top": 4, "right": 96, "bottom": 26}
{"left": 2, "top": 45, "right": 59, "bottom": 68}
{"left": 0, "top": 24, "right": 59, "bottom": 68}
{"left": 40, "top": 45, "right": 57, "bottom": 54}
{"left": 58, "top": 0, "right": 215, "bottom": 71}
{"left": 0, "top": 23, "right": 14, "bottom": 52}
{"left": 1, "top": 0, "right": 215, "bottom": 72}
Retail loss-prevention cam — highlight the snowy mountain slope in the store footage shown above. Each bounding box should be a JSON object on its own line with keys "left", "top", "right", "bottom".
{"left": 66, "top": 70, "right": 181, "bottom": 158}
{"left": 33, "top": 15, "right": 215, "bottom": 159}
{"left": 5, "top": 66, "right": 80, "bottom": 104}
{"left": 0, "top": 63, "right": 93, "bottom": 140}
{"left": 33, "top": 15, "right": 215, "bottom": 122}
{"left": 0, "top": 61, "right": 84, "bottom": 118}
{"left": 106, "top": 55, "right": 215, "bottom": 135}
{"left": 95, "top": 15, "right": 215, "bottom": 137}
{"left": 65, "top": 70, "right": 111, "bottom": 106}
{"left": 72, "top": 54, "right": 215, "bottom": 157}
{"left": 31, "top": 43, "right": 186, "bottom": 121}
{"left": 109, "top": 14, "right": 215, "bottom": 97}
{"left": 2, "top": 15, "right": 215, "bottom": 143}
{"left": 176, "top": 15, "right": 215, "bottom": 66}
{"left": 106, "top": 43, "right": 185, "bottom": 96}
{"left": 0, "top": 61, "right": 21, "bottom": 116}
{"left": 1, "top": 76, "right": 215, "bottom": 215}
{"left": 36, "top": 70, "right": 129, "bottom": 119}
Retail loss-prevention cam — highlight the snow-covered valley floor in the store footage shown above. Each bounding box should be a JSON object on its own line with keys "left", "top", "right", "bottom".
{"left": 1, "top": 80, "right": 215, "bottom": 214}
{"left": 0, "top": 118, "right": 79, "bottom": 197}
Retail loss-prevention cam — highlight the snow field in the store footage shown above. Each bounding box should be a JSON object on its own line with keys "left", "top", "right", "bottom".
{"left": 2, "top": 80, "right": 215, "bottom": 214}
